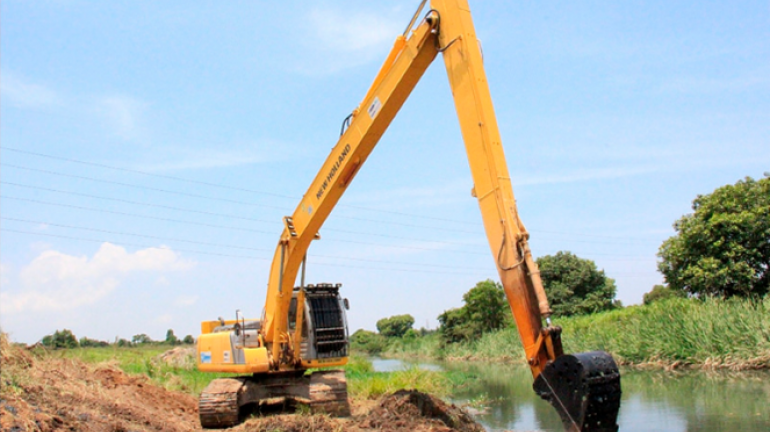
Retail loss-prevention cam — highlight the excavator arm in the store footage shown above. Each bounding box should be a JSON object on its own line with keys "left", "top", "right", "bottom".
{"left": 200, "top": 1, "right": 621, "bottom": 430}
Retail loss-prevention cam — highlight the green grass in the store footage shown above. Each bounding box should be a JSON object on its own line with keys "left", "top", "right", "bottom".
{"left": 561, "top": 297, "right": 770, "bottom": 367}
{"left": 46, "top": 345, "right": 455, "bottom": 399}
{"left": 380, "top": 297, "right": 770, "bottom": 369}
{"left": 344, "top": 355, "right": 452, "bottom": 399}
{"left": 51, "top": 344, "right": 237, "bottom": 394}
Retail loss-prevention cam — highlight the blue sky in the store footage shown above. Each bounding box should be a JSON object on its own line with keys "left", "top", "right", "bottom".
{"left": 1, "top": 1, "right": 768, "bottom": 343}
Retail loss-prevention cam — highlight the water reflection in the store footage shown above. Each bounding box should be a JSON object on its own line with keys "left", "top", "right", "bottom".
{"left": 371, "top": 358, "right": 770, "bottom": 432}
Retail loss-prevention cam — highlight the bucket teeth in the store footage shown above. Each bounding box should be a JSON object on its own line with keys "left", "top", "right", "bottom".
{"left": 533, "top": 351, "right": 621, "bottom": 432}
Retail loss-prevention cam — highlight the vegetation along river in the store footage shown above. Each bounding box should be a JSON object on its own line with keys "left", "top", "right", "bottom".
{"left": 371, "top": 358, "right": 770, "bottom": 432}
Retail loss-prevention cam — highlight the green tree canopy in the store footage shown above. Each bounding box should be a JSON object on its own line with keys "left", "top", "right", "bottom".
{"left": 132, "top": 333, "right": 153, "bottom": 344}
{"left": 78, "top": 337, "right": 109, "bottom": 347}
{"left": 376, "top": 314, "right": 415, "bottom": 338}
{"left": 643, "top": 284, "right": 686, "bottom": 305}
{"left": 462, "top": 279, "right": 508, "bottom": 333}
{"left": 182, "top": 335, "right": 195, "bottom": 345}
{"left": 537, "top": 251, "right": 618, "bottom": 317}
{"left": 658, "top": 175, "right": 770, "bottom": 298}
{"left": 41, "top": 329, "right": 78, "bottom": 349}
{"left": 438, "top": 279, "right": 511, "bottom": 344}
{"left": 350, "top": 329, "right": 388, "bottom": 354}
{"left": 165, "top": 329, "right": 179, "bottom": 345}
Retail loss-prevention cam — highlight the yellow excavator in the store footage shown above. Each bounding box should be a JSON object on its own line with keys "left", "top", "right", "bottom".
{"left": 196, "top": 1, "right": 622, "bottom": 431}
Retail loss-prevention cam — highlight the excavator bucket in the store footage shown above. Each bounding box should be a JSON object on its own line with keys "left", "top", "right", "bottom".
{"left": 533, "top": 351, "right": 621, "bottom": 432}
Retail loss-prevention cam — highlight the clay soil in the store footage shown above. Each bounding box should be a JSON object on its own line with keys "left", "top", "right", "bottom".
{"left": 1, "top": 341, "right": 484, "bottom": 432}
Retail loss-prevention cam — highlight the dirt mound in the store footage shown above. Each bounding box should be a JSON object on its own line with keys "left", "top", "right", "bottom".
{"left": 1, "top": 337, "right": 485, "bottom": 432}
{"left": 156, "top": 347, "right": 196, "bottom": 368}
{"left": 359, "top": 390, "right": 485, "bottom": 432}
{"left": 1, "top": 339, "right": 199, "bottom": 432}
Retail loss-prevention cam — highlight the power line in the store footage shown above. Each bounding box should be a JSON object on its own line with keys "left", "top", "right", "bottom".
{"left": 0, "top": 196, "right": 653, "bottom": 259}
{"left": 2, "top": 181, "right": 276, "bottom": 223}
{"left": 1, "top": 228, "right": 266, "bottom": 260}
{"left": 1, "top": 216, "right": 271, "bottom": 252}
{"left": 1, "top": 147, "right": 659, "bottom": 242}
{"left": 1, "top": 182, "right": 488, "bottom": 248}
{"left": 1, "top": 217, "right": 483, "bottom": 270}
{"left": 2, "top": 195, "right": 274, "bottom": 233}
{"left": 1, "top": 228, "right": 483, "bottom": 275}
{"left": 0, "top": 146, "right": 476, "bottom": 225}
{"left": 2, "top": 163, "right": 484, "bottom": 234}
{"left": 0, "top": 196, "right": 489, "bottom": 256}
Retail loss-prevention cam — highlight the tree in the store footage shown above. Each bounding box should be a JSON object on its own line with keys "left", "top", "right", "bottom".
{"left": 537, "top": 251, "right": 618, "bottom": 317}
{"left": 462, "top": 280, "right": 508, "bottom": 334}
{"left": 41, "top": 329, "right": 79, "bottom": 349}
{"left": 376, "top": 314, "right": 415, "bottom": 338}
{"left": 79, "top": 337, "right": 109, "bottom": 347}
{"left": 437, "top": 280, "right": 511, "bottom": 344}
{"left": 182, "top": 335, "right": 195, "bottom": 344}
{"left": 437, "top": 307, "right": 474, "bottom": 344}
{"left": 165, "top": 329, "right": 179, "bottom": 345}
{"left": 643, "top": 284, "right": 686, "bottom": 305}
{"left": 658, "top": 175, "right": 770, "bottom": 298}
{"left": 350, "top": 329, "right": 388, "bottom": 354}
{"left": 132, "top": 334, "right": 153, "bottom": 344}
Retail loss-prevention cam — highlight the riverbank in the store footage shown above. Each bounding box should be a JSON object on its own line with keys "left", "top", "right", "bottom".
{"left": 0, "top": 336, "right": 480, "bottom": 432}
{"left": 382, "top": 297, "right": 770, "bottom": 370}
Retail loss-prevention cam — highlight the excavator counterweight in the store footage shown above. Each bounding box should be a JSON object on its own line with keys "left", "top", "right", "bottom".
{"left": 195, "top": 1, "right": 622, "bottom": 431}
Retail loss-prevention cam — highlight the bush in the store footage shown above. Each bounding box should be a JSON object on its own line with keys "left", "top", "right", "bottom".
{"left": 376, "top": 315, "right": 415, "bottom": 338}
{"left": 79, "top": 337, "right": 109, "bottom": 347}
{"left": 643, "top": 284, "right": 686, "bottom": 305}
{"left": 41, "top": 329, "right": 78, "bottom": 349}
{"left": 350, "top": 329, "right": 388, "bottom": 355}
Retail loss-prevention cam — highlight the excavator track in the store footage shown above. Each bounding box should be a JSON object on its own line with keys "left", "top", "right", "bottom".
{"left": 198, "top": 371, "right": 350, "bottom": 429}
{"left": 307, "top": 370, "right": 351, "bottom": 416}
{"left": 199, "top": 378, "right": 245, "bottom": 429}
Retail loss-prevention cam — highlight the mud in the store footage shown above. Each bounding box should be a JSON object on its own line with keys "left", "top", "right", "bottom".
{"left": 1, "top": 339, "right": 485, "bottom": 432}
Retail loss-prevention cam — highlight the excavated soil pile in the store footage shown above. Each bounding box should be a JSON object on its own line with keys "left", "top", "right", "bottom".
{"left": 156, "top": 347, "right": 196, "bottom": 369}
{"left": 1, "top": 338, "right": 484, "bottom": 432}
{"left": 358, "top": 390, "right": 485, "bottom": 432}
{"left": 1, "top": 337, "right": 198, "bottom": 432}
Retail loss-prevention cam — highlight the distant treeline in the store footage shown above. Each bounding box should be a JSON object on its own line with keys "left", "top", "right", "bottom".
{"left": 38, "top": 329, "right": 195, "bottom": 349}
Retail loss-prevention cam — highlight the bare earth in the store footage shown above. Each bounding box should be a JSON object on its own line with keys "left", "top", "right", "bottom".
{"left": 1, "top": 344, "right": 484, "bottom": 432}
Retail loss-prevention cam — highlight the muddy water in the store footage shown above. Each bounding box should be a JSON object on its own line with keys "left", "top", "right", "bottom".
{"left": 371, "top": 358, "right": 770, "bottom": 432}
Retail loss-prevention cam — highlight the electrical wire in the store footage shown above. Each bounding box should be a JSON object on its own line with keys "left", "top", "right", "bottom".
{"left": 0, "top": 182, "right": 488, "bottom": 248}
{"left": 1, "top": 228, "right": 484, "bottom": 275}
{"left": 1, "top": 146, "right": 660, "bottom": 241}
{"left": 1, "top": 217, "right": 483, "bottom": 270}
{"left": 0, "top": 196, "right": 490, "bottom": 256}
{"left": 2, "top": 163, "right": 485, "bottom": 234}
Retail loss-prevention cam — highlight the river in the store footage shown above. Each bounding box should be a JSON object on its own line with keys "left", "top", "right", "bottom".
{"left": 371, "top": 358, "right": 770, "bottom": 431}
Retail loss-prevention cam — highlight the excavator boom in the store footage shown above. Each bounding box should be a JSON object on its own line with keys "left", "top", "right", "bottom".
{"left": 197, "top": 1, "right": 621, "bottom": 430}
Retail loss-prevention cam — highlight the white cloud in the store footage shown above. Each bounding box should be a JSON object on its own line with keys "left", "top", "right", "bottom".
{"left": 0, "top": 243, "right": 194, "bottom": 314}
{"left": 308, "top": 8, "right": 398, "bottom": 53}
{"left": 155, "top": 314, "right": 173, "bottom": 324}
{"left": 0, "top": 263, "right": 10, "bottom": 285}
{"left": 174, "top": 294, "right": 199, "bottom": 307}
{"left": 98, "top": 95, "right": 147, "bottom": 140}
{"left": 0, "top": 70, "right": 61, "bottom": 108}
{"left": 293, "top": 6, "right": 402, "bottom": 74}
